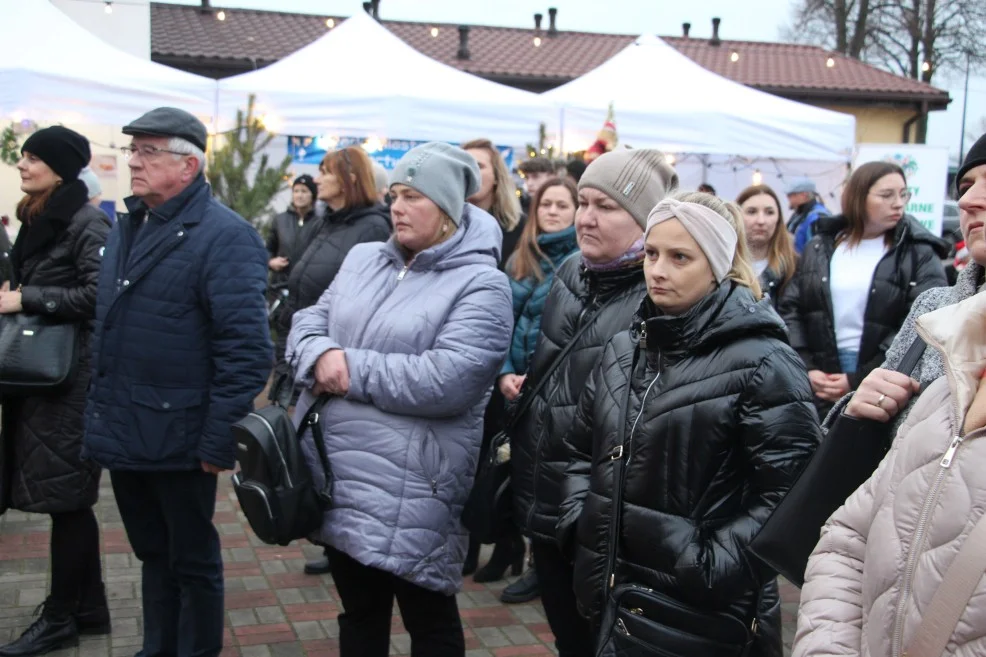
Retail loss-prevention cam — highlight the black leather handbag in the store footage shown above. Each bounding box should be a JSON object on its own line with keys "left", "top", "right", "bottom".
{"left": 596, "top": 344, "right": 760, "bottom": 657}
{"left": 748, "top": 336, "right": 927, "bottom": 587}
{"left": 0, "top": 313, "right": 80, "bottom": 397}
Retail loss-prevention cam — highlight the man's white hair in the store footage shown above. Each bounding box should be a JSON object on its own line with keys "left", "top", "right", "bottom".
{"left": 167, "top": 137, "right": 206, "bottom": 174}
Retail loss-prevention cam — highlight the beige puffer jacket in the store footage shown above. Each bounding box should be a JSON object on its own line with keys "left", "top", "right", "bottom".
{"left": 792, "top": 290, "right": 986, "bottom": 657}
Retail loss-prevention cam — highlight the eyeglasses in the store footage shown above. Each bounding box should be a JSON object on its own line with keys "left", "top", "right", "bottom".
{"left": 871, "top": 190, "right": 912, "bottom": 203}
{"left": 120, "top": 144, "right": 186, "bottom": 160}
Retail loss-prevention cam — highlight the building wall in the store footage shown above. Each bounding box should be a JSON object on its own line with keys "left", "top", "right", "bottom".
{"left": 822, "top": 105, "right": 919, "bottom": 144}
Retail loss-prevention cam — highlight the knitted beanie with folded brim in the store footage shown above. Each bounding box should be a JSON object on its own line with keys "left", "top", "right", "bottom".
{"left": 577, "top": 149, "right": 679, "bottom": 228}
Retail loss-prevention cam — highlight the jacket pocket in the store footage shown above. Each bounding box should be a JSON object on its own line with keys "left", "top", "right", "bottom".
{"left": 130, "top": 385, "right": 205, "bottom": 462}
{"left": 418, "top": 430, "right": 453, "bottom": 500}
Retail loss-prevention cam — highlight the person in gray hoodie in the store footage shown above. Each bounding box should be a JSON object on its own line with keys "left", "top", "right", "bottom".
{"left": 286, "top": 142, "right": 513, "bottom": 657}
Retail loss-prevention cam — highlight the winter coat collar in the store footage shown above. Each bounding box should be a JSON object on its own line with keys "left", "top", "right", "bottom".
{"left": 383, "top": 203, "right": 500, "bottom": 272}
{"left": 640, "top": 282, "right": 787, "bottom": 356}
{"left": 10, "top": 179, "right": 89, "bottom": 282}
{"left": 916, "top": 288, "right": 986, "bottom": 429}
{"left": 325, "top": 203, "right": 388, "bottom": 226}
{"left": 537, "top": 224, "right": 578, "bottom": 260}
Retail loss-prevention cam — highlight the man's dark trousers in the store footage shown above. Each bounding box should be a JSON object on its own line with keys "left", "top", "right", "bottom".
{"left": 111, "top": 469, "right": 224, "bottom": 657}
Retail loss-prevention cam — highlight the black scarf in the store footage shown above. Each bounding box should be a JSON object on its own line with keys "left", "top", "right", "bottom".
{"left": 10, "top": 179, "right": 89, "bottom": 286}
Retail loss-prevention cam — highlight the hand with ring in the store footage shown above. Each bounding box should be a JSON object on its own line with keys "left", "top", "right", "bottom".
{"left": 845, "top": 367, "right": 920, "bottom": 422}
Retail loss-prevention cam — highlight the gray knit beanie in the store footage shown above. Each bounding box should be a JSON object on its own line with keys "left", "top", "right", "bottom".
{"left": 578, "top": 149, "right": 679, "bottom": 228}
{"left": 390, "top": 143, "right": 481, "bottom": 224}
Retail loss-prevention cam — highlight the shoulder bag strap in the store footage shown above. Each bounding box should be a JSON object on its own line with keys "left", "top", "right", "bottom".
{"left": 299, "top": 394, "right": 334, "bottom": 502}
{"left": 507, "top": 293, "right": 626, "bottom": 430}
{"left": 905, "top": 511, "right": 986, "bottom": 657}
{"left": 897, "top": 336, "right": 927, "bottom": 376}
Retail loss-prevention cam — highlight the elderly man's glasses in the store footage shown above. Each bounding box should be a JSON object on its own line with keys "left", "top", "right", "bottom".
{"left": 120, "top": 144, "right": 186, "bottom": 160}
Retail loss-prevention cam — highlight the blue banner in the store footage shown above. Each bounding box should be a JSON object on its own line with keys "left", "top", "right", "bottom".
{"left": 287, "top": 136, "right": 514, "bottom": 171}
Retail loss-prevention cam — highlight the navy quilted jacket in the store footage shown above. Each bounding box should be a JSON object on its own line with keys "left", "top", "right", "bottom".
{"left": 500, "top": 225, "right": 579, "bottom": 376}
{"left": 83, "top": 175, "right": 273, "bottom": 471}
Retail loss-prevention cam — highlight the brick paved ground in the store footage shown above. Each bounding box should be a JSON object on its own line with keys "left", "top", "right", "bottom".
{"left": 0, "top": 476, "right": 802, "bottom": 657}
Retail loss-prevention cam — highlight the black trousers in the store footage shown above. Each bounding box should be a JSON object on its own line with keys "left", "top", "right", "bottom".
{"left": 111, "top": 469, "right": 223, "bottom": 657}
{"left": 49, "top": 507, "right": 102, "bottom": 613}
{"left": 531, "top": 539, "right": 593, "bottom": 657}
{"left": 327, "top": 546, "right": 465, "bottom": 657}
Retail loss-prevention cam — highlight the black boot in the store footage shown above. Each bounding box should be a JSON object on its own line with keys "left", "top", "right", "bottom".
{"left": 75, "top": 582, "right": 111, "bottom": 636}
{"left": 473, "top": 535, "right": 524, "bottom": 583}
{"left": 500, "top": 568, "right": 540, "bottom": 604}
{"left": 304, "top": 546, "right": 331, "bottom": 575}
{"left": 0, "top": 600, "right": 79, "bottom": 656}
{"left": 462, "top": 536, "right": 481, "bottom": 576}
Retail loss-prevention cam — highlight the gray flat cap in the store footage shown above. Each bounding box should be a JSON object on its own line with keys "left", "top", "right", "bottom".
{"left": 123, "top": 107, "right": 208, "bottom": 151}
{"left": 785, "top": 178, "right": 817, "bottom": 195}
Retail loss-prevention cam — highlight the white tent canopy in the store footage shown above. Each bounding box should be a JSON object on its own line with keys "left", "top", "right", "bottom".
{"left": 545, "top": 34, "right": 856, "bottom": 162}
{"left": 217, "top": 11, "right": 550, "bottom": 145}
{"left": 0, "top": 0, "right": 218, "bottom": 126}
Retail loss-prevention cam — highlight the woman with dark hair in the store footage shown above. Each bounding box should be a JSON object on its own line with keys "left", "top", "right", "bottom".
{"left": 469, "top": 178, "right": 580, "bottom": 583}
{"left": 779, "top": 161, "right": 947, "bottom": 414}
{"left": 461, "top": 139, "right": 525, "bottom": 266}
{"left": 0, "top": 127, "right": 112, "bottom": 655}
{"left": 736, "top": 184, "right": 797, "bottom": 306}
{"left": 274, "top": 147, "right": 392, "bottom": 576}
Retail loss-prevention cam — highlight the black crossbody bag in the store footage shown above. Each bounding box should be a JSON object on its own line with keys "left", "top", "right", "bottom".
{"left": 596, "top": 345, "right": 760, "bottom": 657}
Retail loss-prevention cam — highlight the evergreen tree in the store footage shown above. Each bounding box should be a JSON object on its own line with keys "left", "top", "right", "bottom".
{"left": 207, "top": 95, "right": 292, "bottom": 230}
{"left": 1, "top": 124, "right": 21, "bottom": 167}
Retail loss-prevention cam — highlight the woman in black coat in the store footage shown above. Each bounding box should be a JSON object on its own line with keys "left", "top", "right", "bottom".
{"left": 557, "top": 191, "right": 820, "bottom": 657}
{"left": 0, "top": 127, "right": 112, "bottom": 655}
{"left": 778, "top": 162, "right": 947, "bottom": 416}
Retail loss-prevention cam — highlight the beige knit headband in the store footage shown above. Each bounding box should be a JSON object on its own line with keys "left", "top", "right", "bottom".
{"left": 645, "top": 198, "right": 738, "bottom": 283}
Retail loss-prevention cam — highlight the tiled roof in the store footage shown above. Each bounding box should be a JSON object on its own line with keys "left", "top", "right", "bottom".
{"left": 149, "top": 3, "right": 948, "bottom": 105}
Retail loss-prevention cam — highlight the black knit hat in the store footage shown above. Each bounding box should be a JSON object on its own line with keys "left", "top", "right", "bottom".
{"left": 21, "top": 126, "right": 91, "bottom": 182}
{"left": 292, "top": 174, "right": 317, "bottom": 201}
{"left": 958, "top": 133, "right": 986, "bottom": 185}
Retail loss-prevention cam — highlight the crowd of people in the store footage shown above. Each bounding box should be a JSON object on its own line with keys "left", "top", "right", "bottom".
{"left": 0, "top": 104, "right": 985, "bottom": 657}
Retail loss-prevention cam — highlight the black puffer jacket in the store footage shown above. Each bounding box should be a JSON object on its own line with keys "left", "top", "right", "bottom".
{"left": 511, "top": 256, "right": 646, "bottom": 542}
{"left": 557, "top": 283, "right": 820, "bottom": 657}
{"left": 759, "top": 266, "right": 789, "bottom": 309}
{"left": 266, "top": 206, "right": 319, "bottom": 287}
{"left": 275, "top": 204, "right": 391, "bottom": 365}
{"left": 778, "top": 215, "right": 947, "bottom": 389}
{"left": 0, "top": 181, "right": 111, "bottom": 514}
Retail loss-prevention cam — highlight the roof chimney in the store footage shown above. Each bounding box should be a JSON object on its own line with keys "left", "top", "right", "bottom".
{"left": 682, "top": 22, "right": 691, "bottom": 38}
{"left": 534, "top": 13, "right": 543, "bottom": 32}
{"left": 457, "top": 25, "right": 471, "bottom": 60}
{"left": 362, "top": 2, "right": 372, "bottom": 15}
{"left": 548, "top": 7, "right": 558, "bottom": 35}
{"left": 710, "top": 17, "right": 721, "bottom": 46}
{"left": 370, "top": 0, "right": 380, "bottom": 19}
{"left": 199, "top": 0, "right": 212, "bottom": 13}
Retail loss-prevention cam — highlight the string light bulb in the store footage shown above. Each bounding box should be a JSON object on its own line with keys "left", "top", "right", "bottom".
{"left": 922, "top": 61, "right": 931, "bottom": 72}
{"left": 104, "top": 1, "right": 112, "bottom": 14}
{"left": 430, "top": 27, "right": 439, "bottom": 37}
{"left": 665, "top": 153, "right": 676, "bottom": 165}
{"left": 326, "top": 18, "right": 335, "bottom": 28}
{"left": 730, "top": 51, "right": 739, "bottom": 62}
{"left": 752, "top": 169, "right": 763, "bottom": 185}
{"left": 533, "top": 36, "right": 542, "bottom": 47}
{"left": 826, "top": 57, "right": 835, "bottom": 68}
{"left": 217, "top": 10, "right": 226, "bottom": 21}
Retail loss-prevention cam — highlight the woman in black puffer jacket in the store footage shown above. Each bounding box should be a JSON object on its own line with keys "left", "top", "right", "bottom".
{"left": 778, "top": 162, "right": 946, "bottom": 416}
{"left": 0, "top": 127, "right": 112, "bottom": 654}
{"left": 557, "top": 191, "right": 819, "bottom": 657}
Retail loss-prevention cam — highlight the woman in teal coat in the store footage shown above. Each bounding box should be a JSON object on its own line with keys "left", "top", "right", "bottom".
{"left": 469, "top": 177, "right": 580, "bottom": 583}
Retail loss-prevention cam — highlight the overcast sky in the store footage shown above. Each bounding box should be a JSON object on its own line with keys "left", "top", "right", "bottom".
{"left": 161, "top": 0, "right": 986, "bottom": 158}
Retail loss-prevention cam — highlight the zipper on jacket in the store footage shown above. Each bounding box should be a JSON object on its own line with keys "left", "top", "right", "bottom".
{"left": 604, "top": 348, "right": 661, "bottom": 592}
{"left": 397, "top": 264, "right": 409, "bottom": 281}
{"left": 890, "top": 331, "right": 980, "bottom": 657}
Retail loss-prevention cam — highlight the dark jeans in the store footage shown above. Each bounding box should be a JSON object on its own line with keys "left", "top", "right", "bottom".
{"left": 50, "top": 507, "right": 102, "bottom": 613}
{"left": 531, "top": 539, "right": 593, "bottom": 657}
{"left": 326, "top": 546, "right": 465, "bottom": 657}
{"left": 111, "top": 469, "right": 223, "bottom": 657}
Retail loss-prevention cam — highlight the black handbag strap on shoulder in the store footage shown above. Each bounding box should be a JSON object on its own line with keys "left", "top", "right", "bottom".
{"left": 507, "top": 293, "right": 625, "bottom": 430}
{"left": 604, "top": 344, "right": 762, "bottom": 639}
{"left": 298, "top": 394, "right": 333, "bottom": 503}
{"left": 897, "top": 335, "right": 927, "bottom": 376}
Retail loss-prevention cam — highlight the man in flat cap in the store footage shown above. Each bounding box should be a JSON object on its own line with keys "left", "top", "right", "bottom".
{"left": 83, "top": 107, "right": 272, "bottom": 657}
{"left": 785, "top": 178, "right": 830, "bottom": 254}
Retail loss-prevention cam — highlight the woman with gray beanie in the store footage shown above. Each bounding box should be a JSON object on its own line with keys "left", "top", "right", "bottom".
{"left": 286, "top": 142, "right": 513, "bottom": 656}
{"left": 506, "top": 149, "right": 677, "bottom": 655}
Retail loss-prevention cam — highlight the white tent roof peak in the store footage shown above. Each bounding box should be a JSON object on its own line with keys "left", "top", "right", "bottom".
{"left": 0, "top": 0, "right": 217, "bottom": 126}
{"left": 545, "top": 32, "right": 856, "bottom": 161}
{"left": 218, "top": 10, "right": 548, "bottom": 143}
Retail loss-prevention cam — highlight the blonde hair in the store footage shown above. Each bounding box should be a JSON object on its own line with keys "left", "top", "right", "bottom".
{"left": 461, "top": 138, "right": 521, "bottom": 232}
{"left": 668, "top": 191, "right": 763, "bottom": 300}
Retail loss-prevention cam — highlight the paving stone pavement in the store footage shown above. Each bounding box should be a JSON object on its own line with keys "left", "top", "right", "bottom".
{"left": 0, "top": 476, "right": 801, "bottom": 657}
